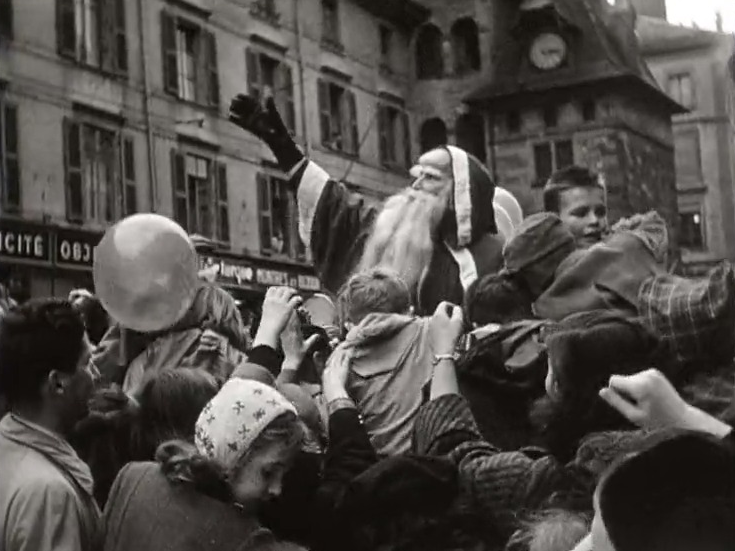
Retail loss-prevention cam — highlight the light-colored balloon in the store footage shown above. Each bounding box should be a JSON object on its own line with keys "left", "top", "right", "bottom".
{"left": 494, "top": 204, "right": 514, "bottom": 244}
{"left": 494, "top": 187, "right": 523, "bottom": 228}
{"left": 93, "top": 214, "right": 198, "bottom": 333}
{"left": 302, "top": 293, "right": 338, "bottom": 327}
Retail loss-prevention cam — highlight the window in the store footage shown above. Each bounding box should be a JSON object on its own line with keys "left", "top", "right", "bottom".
{"left": 171, "top": 150, "right": 229, "bottom": 243}
{"left": 507, "top": 111, "right": 521, "bottom": 134}
{"left": 533, "top": 139, "right": 574, "bottom": 186}
{"left": 63, "top": 119, "right": 136, "bottom": 223}
{"left": 450, "top": 18, "right": 481, "bottom": 75}
{"left": 0, "top": 0, "right": 13, "bottom": 39}
{"left": 57, "top": 0, "right": 127, "bottom": 75}
{"left": 321, "top": 0, "right": 341, "bottom": 49}
{"left": 456, "top": 113, "right": 486, "bottom": 163}
{"left": 246, "top": 49, "right": 295, "bottom": 134}
{"left": 678, "top": 210, "right": 705, "bottom": 249}
{"left": 161, "top": 12, "right": 219, "bottom": 108}
{"left": 416, "top": 24, "right": 444, "bottom": 80}
{"left": 674, "top": 128, "right": 702, "bottom": 183}
{"left": 419, "top": 118, "right": 448, "bottom": 153}
{"left": 250, "top": 0, "right": 280, "bottom": 25}
{"left": 0, "top": 101, "right": 20, "bottom": 213}
{"left": 378, "top": 104, "right": 410, "bottom": 170}
{"left": 582, "top": 100, "right": 596, "bottom": 122}
{"left": 668, "top": 73, "right": 695, "bottom": 109}
{"left": 257, "top": 172, "right": 305, "bottom": 260}
{"left": 543, "top": 106, "right": 558, "bottom": 128}
{"left": 379, "top": 25, "right": 394, "bottom": 73}
{"left": 317, "top": 79, "right": 358, "bottom": 156}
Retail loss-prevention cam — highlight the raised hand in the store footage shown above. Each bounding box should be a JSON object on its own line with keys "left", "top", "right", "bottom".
{"left": 229, "top": 95, "right": 288, "bottom": 143}
{"left": 253, "top": 287, "right": 302, "bottom": 350}
{"left": 429, "top": 301, "right": 465, "bottom": 356}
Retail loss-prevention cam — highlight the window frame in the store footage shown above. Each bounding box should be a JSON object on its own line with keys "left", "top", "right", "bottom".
{"left": 321, "top": 0, "right": 343, "bottom": 52}
{"left": 56, "top": 0, "right": 128, "bottom": 77}
{"left": 678, "top": 207, "right": 706, "bottom": 250}
{"left": 317, "top": 77, "right": 359, "bottom": 157}
{"left": 62, "top": 116, "right": 137, "bottom": 225}
{"left": 0, "top": 0, "right": 14, "bottom": 39}
{"left": 378, "top": 102, "right": 411, "bottom": 171}
{"left": 0, "top": 98, "right": 20, "bottom": 214}
{"left": 161, "top": 10, "right": 220, "bottom": 109}
{"left": 170, "top": 148, "right": 229, "bottom": 245}
{"left": 667, "top": 72, "right": 696, "bottom": 110}
{"left": 256, "top": 170, "right": 306, "bottom": 261}
{"left": 532, "top": 138, "right": 574, "bottom": 187}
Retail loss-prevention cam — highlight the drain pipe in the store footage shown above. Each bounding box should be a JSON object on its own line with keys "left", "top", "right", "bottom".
{"left": 293, "top": 0, "right": 310, "bottom": 156}
{"left": 137, "top": 0, "right": 158, "bottom": 211}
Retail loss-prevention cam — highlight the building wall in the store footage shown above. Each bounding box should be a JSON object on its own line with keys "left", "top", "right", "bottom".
{"left": 0, "top": 0, "right": 421, "bottom": 299}
{"left": 642, "top": 33, "right": 735, "bottom": 269}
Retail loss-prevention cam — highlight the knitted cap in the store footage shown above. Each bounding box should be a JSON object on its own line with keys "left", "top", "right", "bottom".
{"left": 503, "top": 213, "right": 576, "bottom": 298}
{"left": 194, "top": 379, "right": 297, "bottom": 471}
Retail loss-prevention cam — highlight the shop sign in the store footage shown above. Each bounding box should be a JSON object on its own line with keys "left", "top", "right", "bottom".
{"left": 0, "top": 221, "right": 52, "bottom": 263}
{"left": 200, "top": 256, "right": 256, "bottom": 287}
{"left": 56, "top": 229, "right": 102, "bottom": 268}
{"left": 256, "top": 268, "right": 321, "bottom": 292}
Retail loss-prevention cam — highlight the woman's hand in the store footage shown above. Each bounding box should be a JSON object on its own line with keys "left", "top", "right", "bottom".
{"left": 253, "top": 287, "right": 302, "bottom": 350}
{"left": 600, "top": 369, "right": 732, "bottom": 438}
{"left": 429, "top": 302, "right": 464, "bottom": 356}
{"left": 280, "top": 311, "right": 320, "bottom": 374}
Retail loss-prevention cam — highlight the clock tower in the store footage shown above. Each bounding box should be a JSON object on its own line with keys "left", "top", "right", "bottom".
{"left": 465, "top": 0, "right": 685, "bottom": 253}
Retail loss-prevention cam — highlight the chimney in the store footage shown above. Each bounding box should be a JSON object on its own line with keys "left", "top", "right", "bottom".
{"left": 716, "top": 11, "right": 723, "bottom": 33}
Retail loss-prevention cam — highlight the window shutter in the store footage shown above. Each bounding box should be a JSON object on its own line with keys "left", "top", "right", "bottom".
{"left": 246, "top": 49, "right": 262, "bottom": 99}
{"left": 215, "top": 161, "right": 230, "bottom": 244}
{"left": 63, "top": 119, "right": 84, "bottom": 222}
{"left": 121, "top": 135, "right": 136, "bottom": 216}
{"left": 114, "top": 0, "right": 128, "bottom": 74}
{"left": 256, "top": 173, "right": 272, "bottom": 254}
{"left": 317, "top": 79, "right": 331, "bottom": 147}
{"left": 99, "top": 0, "right": 115, "bottom": 72}
{"left": 203, "top": 30, "right": 219, "bottom": 108}
{"left": 161, "top": 12, "right": 179, "bottom": 95}
{"left": 1, "top": 104, "right": 20, "bottom": 212}
{"left": 401, "top": 111, "right": 411, "bottom": 169}
{"left": 0, "top": 0, "right": 13, "bottom": 39}
{"left": 377, "top": 104, "right": 389, "bottom": 167}
{"left": 275, "top": 62, "right": 296, "bottom": 135}
{"left": 57, "top": 0, "right": 77, "bottom": 58}
{"left": 171, "top": 150, "right": 188, "bottom": 230}
{"left": 347, "top": 90, "right": 359, "bottom": 156}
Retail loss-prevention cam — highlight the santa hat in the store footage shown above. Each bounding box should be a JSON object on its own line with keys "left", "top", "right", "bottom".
{"left": 442, "top": 146, "right": 497, "bottom": 249}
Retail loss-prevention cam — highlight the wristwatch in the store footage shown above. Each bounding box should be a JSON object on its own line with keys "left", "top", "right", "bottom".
{"left": 432, "top": 353, "right": 459, "bottom": 366}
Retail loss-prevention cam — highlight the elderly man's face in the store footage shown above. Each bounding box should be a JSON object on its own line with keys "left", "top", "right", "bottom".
{"left": 410, "top": 148, "right": 454, "bottom": 199}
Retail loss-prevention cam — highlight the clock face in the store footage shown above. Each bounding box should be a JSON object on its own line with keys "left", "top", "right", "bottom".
{"left": 529, "top": 33, "right": 568, "bottom": 70}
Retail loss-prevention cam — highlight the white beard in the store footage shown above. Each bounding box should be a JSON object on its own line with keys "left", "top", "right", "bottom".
{"left": 358, "top": 188, "right": 446, "bottom": 293}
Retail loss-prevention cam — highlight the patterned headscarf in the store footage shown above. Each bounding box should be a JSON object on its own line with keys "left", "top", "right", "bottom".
{"left": 194, "top": 379, "right": 297, "bottom": 471}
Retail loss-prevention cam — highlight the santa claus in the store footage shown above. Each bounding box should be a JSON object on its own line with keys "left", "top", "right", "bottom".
{"left": 229, "top": 94, "right": 510, "bottom": 314}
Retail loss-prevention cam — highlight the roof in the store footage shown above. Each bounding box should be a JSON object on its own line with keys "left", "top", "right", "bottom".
{"left": 636, "top": 16, "right": 720, "bottom": 56}
{"left": 351, "top": 0, "right": 430, "bottom": 31}
{"left": 466, "top": 0, "right": 686, "bottom": 114}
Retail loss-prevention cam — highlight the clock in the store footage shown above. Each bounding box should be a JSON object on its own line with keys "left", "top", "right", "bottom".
{"left": 529, "top": 33, "right": 568, "bottom": 70}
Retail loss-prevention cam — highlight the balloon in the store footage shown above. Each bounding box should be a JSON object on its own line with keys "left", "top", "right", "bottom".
{"left": 302, "top": 293, "right": 338, "bottom": 327}
{"left": 494, "top": 204, "right": 514, "bottom": 244}
{"left": 494, "top": 187, "right": 523, "bottom": 228}
{"left": 93, "top": 214, "right": 198, "bottom": 333}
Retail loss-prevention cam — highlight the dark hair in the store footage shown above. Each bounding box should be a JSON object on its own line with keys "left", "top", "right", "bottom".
{"left": 464, "top": 272, "right": 534, "bottom": 326}
{"left": 0, "top": 298, "right": 86, "bottom": 406}
{"left": 72, "top": 295, "right": 110, "bottom": 345}
{"left": 133, "top": 368, "right": 220, "bottom": 458}
{"left": 533, "top": 310, "right": 658, "bottom": 460}
{"left": 156, "top": 411, "right": 303, "bottom": 503}
{"left": 543, "top": 166, "right": 601, "bottom": 213}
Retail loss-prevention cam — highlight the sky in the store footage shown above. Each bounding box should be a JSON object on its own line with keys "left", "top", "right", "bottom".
{"left": 665, "top": 0, "right": 734, "bottom": 31}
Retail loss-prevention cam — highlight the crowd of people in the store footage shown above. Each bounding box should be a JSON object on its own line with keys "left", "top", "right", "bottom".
{"left": 1, "top": 92, "right": 734, "bottom": 551}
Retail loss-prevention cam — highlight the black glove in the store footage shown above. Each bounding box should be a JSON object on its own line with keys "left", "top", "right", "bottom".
{"left": 229, "top": 94, "right": 304, "bottom": 173}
